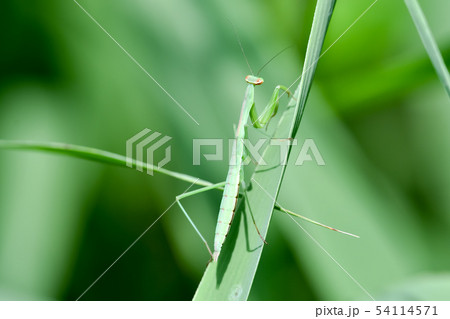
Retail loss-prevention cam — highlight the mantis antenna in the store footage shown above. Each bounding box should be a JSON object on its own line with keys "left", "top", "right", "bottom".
{"left": 229, "top": 19, "right": 292, "bottom": 77}
{"left": 256, "top": 45, "right": 293, "bottom": 76}
{"left": 229, "top": 20, "right": 254, "bottom": 75}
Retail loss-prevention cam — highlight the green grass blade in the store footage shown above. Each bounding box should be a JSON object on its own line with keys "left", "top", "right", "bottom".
{"left": 404, "top": 0, "right": 450, "bottom": 96}
{"left": 0, "top": 140, "right": 212, "bottom": 187}
{"left": 292, "top": 0, "right": 336, "bottom": 138}
{"left": 193, "top": 0, "right": 336, "bottom": 301}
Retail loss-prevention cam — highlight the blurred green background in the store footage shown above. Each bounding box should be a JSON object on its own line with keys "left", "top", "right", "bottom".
{"left": 0, "top": 0, "right": 449, "bottom": 300}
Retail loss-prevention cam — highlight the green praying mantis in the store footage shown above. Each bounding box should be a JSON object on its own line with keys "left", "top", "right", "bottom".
{"left": 175, "top": 72, "right": 358, "bottom": 263}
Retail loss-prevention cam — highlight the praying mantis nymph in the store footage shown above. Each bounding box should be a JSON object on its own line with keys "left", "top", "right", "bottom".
{"left": 176, "top": 74, "right": 358, "bottom": 262}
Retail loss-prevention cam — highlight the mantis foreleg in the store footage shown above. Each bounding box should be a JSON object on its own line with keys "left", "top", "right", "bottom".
{"left": 250, "top": 85, "right": 291, "bottom": 128}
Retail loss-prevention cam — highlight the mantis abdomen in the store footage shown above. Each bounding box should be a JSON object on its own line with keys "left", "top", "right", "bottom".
{"left": 213, "top": 137, "right": 244, "bottom": 261}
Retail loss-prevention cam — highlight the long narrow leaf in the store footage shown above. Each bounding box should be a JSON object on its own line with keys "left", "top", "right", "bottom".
{"left": 0, "top": 140, "right": 212, "bottom": 187}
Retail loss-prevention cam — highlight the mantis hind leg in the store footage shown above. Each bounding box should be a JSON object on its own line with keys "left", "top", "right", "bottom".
{"left": 243, "top": 188, "right": 268, "bottom": 245}
{"left": 250, "top": 85, "right": 292, "bottom": 129}
{"left": 239, "top": 165, "right": 268, "bottom": 245}
{"left": 274, "top": 204, "right": 359, "bottom": 238}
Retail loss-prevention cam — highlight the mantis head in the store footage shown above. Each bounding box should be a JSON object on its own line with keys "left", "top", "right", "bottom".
{"left": 245, "top": 75, "right": 264, "bottom": 85}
